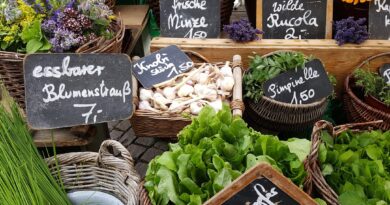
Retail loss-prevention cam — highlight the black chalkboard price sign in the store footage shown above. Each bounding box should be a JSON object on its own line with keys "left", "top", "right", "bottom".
{"left": 159, "top": 0, "right": 220, "bottom": 38}
{"left": 132, "top": 45, "right": 193, "bottom": 89}
{"left": 380, "top": 64, "right": 390, "bottom": 84}
{"left": 24, "top": 54, "right": 133, "bottom": 129}
{"left": 369, "top": 0, "right": 390, "bottom": 40}
{"left": 263, "top": 59, "right": 333, "bottom": 104}
{"left": 256, "top": 0, "right": 333, "bottom": 39}
{"left": 204, "top": 163, "right": 316, "bottom": 205}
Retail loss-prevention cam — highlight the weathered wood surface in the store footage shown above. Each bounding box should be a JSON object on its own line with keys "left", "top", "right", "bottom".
{"left": 151, "top": 38, "right": 390, "bottom": 93}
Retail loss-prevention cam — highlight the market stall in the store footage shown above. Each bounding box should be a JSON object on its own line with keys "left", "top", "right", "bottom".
{"left": 0, "top": 0, "right": 389, "bottom": 205}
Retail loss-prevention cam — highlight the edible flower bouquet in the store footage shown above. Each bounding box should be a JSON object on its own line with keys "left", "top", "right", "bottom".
{"left": 0, "top": 0, "right": 116, "bottom": 53}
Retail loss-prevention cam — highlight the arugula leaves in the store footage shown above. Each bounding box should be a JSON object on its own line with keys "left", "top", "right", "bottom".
{"left": 145, "top": 105, "right": 308, "bottom": 205}
{"left": 320, "top": 129, "right": 390, "bottom": 205}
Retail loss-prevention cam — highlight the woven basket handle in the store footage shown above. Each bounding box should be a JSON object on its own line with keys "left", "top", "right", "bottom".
{"left": 98, "top": 140, "right": 135, "bottom": 167}
{"left": 356, "top": 51, "right": 390, "bottom": 70}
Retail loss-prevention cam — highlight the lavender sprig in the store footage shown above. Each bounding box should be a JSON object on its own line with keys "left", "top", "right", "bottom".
{"left": 334, "top": 17, "right": 369, "bottom": 46}
{"left": 223, "top": 19, "right": 263, "bottom": 42}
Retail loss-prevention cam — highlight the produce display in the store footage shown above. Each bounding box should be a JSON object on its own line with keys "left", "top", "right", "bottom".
{"left": 0, "top": 103, "right": 70, "bottom": 204}
{"left": 144, "top": 105, "right": 310, "bottom": 205}
{"left": 319, "top": 129, "right": 390, "bottom": 204}
{"left": 354, "top": 68, "right": 390, "bottom": 106}
{"left": 243, "top": 52, "right": 309, "bottom": 102}
{"left": 0, "top": 0, "right": 116, "bottom": 53}
{"left": 138, "top": 62, "right": 235, "bottom": 115}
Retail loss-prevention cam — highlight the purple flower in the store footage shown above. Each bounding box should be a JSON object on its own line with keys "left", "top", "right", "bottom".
{"left": 224, "top": 19, "right": 263, "bottom": 42}
{"left": 49, "top": 27, "right": 80, "bottom": 52}
{"left": 334, "top": 17, "right": 369, "bottom": 46}
{"left": 42, "top": 19, "right": 57, "bottom": 33}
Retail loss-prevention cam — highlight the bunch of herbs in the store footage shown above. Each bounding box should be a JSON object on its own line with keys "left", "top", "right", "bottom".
{"left": 354, "top": 68, "right": 390, "bottom": 106}
{"left": 0, "top": 103, "right": 70, "bottom": 205}
{"left": 243, "top": 52, "right": 309, "bottom": 102}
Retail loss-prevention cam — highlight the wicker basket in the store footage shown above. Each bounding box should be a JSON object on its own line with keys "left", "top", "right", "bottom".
{"left": 105, "top": 0, "right": 115, "bottom": 10}
{"left": 149, "top": 0, "right": 235, "bottom": 28}
{"left": 344, "top": 52, "right": 390, "bottom": 130}
{"left": 45, "top": 140, "right": 140, "bottom": 205}
{"left": 0, "top": 18, "right": 125, "bottom": 109}
{"left": 130, "top": 53, "right": 244, "bottom": 138}
{"left": 304, "top": 120, "right": 383, "bottom": 205}
{"left": 243, "top": 51, "right": 329, "bottom": 133}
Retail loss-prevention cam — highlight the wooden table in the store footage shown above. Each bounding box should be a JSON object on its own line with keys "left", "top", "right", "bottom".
{"left": 115, "top": 5, "right": 150, "bottom": 55}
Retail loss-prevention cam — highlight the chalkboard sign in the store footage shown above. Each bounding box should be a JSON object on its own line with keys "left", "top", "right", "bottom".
{"left": 380, "top": 64, "right": 390, "bottom": 84}
{"left": 24, "top": 54, "right": 133, "bottom": 129}
{"left": 204, "top": 163, "right": 316, "bottom": 205}
{"left": 159, "top": 0, "right": 220, "bottom": 38}
{"left": 132, "top": 45, "right": 193, "bottom": 89}
{"left": 263, "top": 59, "right": 333, "bottom": 104}
{"left": 369, "top": 0, "right": 390, "bottom": 40}
{"left": 256, "top": 0, "right": 333, "bottom": 39}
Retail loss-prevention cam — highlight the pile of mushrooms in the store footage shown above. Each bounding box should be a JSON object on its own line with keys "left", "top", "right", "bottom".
{"left": 138, "top": 62, "right": 235, "bottom": 115}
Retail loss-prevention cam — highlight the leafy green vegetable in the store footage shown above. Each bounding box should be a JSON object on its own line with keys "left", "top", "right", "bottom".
{"left": 145, "top": 105, "right": 306, "bottom": 205}
{"left": 320, "top": 129, "right": 390, "bottom": 205}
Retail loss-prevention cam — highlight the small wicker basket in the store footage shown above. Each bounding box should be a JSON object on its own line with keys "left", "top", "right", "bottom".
{"left": 149, "top": 0, "right": 234, "bottom": 28}
{"left": 344, "top": 52, "right": 390, "bottom": 130}
{"left": 45, "top": 140, "right": 140, "bottom": 205}
{"left": 130, "top": 52, "right": 244, "bottom": 138}
{"left": 243, "top": 51, "right": 329, "bottom": 133}
{"left": 304, "top": 120, "right": 383, "bottom": 205}
{"left": 0, "top": 18, "right": 125, "bottom": 109}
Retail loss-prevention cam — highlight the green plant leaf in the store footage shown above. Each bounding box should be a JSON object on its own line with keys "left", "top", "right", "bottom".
{"left": 26, "top": 39, "right": 43, "bottom": 54}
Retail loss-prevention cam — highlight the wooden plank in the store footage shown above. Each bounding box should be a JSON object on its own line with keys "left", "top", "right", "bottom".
{"left": 114, "top": 5, "right": 150, "bottom": 54}
{"left": 33, "top": 126, "right": 96, "bottom": 148}
{"left": 114, "top": 5, "right": 149, "bottom": 30}
{"left": 151, "top": 38, "right": 390, "bottom": 93}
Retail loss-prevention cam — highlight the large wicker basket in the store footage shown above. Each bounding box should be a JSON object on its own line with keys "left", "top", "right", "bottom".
{"left": 130, "top": 53, "right": 244, "bottom": 138}
{"left": 344, "top": 52, "right": 390, "bottom": 130}
{"left": 243, "top": 51, "right": 329, "bottom": 133}
{"left": 0, "top": 18, "right": 125, "bottom": 109}
{"left": 304, "top": 120, "right": 383, "bottom": 205}
{"left": 149, "top": 0, "right": 235, "bottom": 28}
{"left": 45, "top": 140, "right": 140, "bottom": 205}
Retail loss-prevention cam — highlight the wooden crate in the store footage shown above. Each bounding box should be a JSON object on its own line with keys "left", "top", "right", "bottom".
{"left": 150, "top": 38, "right": 390, "bottom": 94}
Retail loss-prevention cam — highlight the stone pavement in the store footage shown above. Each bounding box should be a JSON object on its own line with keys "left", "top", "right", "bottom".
{"left": 108, "top": 120, "right": 173, "bottom": 178}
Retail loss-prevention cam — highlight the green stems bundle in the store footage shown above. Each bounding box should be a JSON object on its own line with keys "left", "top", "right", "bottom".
{"left": 0, "top": 103, "right": 71, "bottom": 205}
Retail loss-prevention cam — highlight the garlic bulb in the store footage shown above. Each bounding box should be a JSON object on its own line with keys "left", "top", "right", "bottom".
{"left": 208, "top": 98, "right": 223, "bottom": 112}
{"left": 220, "top": 61, "right": 233, "bottom": 77}
{"left": 163, "top": 87, "right": 176, "bottom": 100}
{"left": 190, "top": 102, "right": 204, "bottom": 115}
{"left": 221, "top": 76, "right": 235, "bottom": 92}
{"left": 140, "top": 88, "right": 153, "bottom": 102}
{"left": 204, "top": 89, "right": 218, "bottom": 101}
{"left": 152, "top": 93, "right": 170, "bottom": 110}
{"left": 139, "top": 101, "right": 160, "bottom": 113}
{"left": 198, "top": 72, "right": 209, "bottom": 84}
{"left": 178, "top": 84, "right": 194, "bottom": 97}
